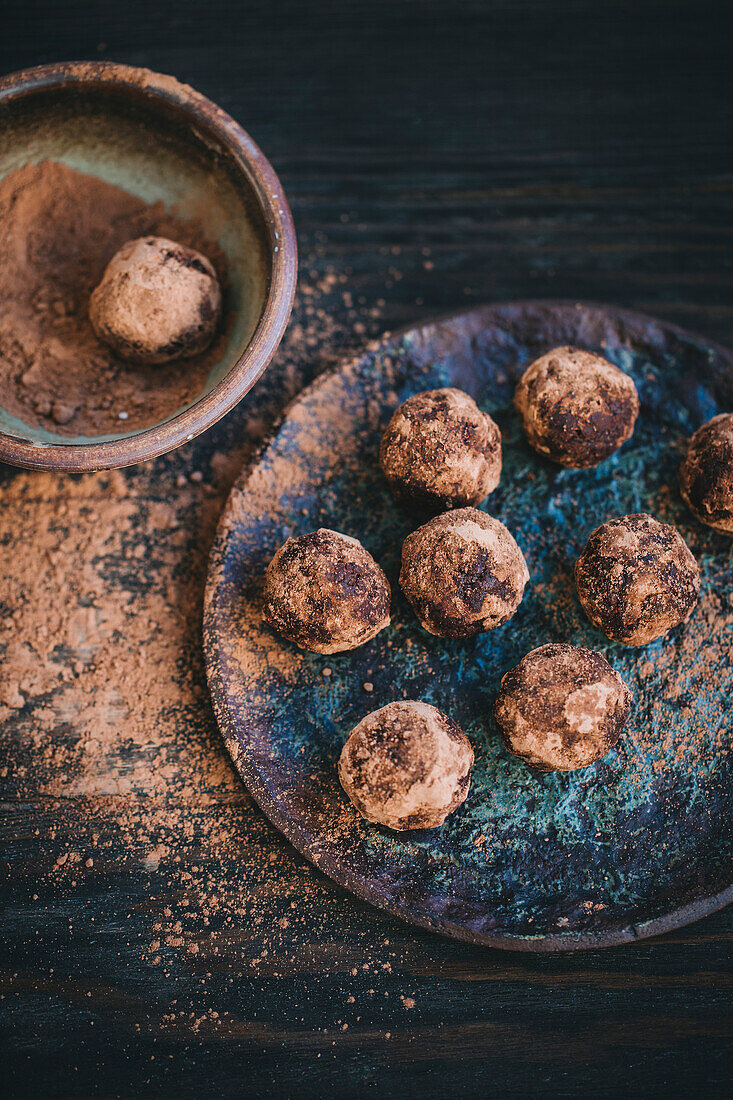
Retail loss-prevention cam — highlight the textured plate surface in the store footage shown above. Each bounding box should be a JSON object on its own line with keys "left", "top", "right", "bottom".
{"left": 204, "top": 301, "right": 733, "bottom": 950}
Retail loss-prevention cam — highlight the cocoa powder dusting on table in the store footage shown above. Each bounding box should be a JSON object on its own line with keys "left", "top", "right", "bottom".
{"left": 0, "top": 160, "right": 231, "bottom": 437}
{"left": 1, "top": 263, "right": 387, "bottom": 974}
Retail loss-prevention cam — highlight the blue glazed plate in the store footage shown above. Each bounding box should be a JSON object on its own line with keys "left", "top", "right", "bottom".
{"left": 204, "top": 301, "right": 733, "bottom": 950}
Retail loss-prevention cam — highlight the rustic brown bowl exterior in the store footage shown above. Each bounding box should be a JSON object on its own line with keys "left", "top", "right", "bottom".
{"left": 0, "top": 61, "right": 297, "bottom": 472}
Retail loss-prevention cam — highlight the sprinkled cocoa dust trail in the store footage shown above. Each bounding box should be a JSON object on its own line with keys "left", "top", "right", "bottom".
{"left": 206, "top": 301, "right": 733, "bottom": 949}
{"left": 0, "top": 261, "right": 378, "bottom": 974}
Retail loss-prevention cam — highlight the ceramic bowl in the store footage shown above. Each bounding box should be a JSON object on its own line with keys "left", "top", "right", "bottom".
{"left": 0, "top": 61, "right": 297, "bottom": 472}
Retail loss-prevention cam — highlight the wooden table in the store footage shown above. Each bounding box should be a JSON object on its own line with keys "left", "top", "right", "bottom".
{"left": 2, "top": 2, "right": 731, "bottom": 1096}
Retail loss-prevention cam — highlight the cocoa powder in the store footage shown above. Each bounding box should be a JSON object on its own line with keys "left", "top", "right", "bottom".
{"left": 0, "top": 160, "right": 231, "bottom": 437}
{"left": 0, "top": 261, "right": 385, "bottom": 974}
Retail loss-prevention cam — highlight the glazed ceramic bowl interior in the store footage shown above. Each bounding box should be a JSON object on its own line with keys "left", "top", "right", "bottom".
{"left": 0, "top": 63, "right": 296, "bottom": 470}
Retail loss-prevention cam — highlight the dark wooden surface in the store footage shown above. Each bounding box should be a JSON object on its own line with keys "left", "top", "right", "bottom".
{"left": 1, "top": 2, "right": 732, "bottom": 1097}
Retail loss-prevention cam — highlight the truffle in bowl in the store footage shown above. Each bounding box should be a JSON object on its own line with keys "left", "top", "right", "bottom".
{"left": 0, "top": 61, "right": 297, "bottom": 472}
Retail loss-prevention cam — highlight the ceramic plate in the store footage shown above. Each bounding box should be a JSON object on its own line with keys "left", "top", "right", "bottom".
{"left": 204, "top": 301, "right": 732, "bottom": 950}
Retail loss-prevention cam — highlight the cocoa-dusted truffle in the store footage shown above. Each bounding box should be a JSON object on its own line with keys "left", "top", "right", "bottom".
{"left": 379, "top": 388, "right": 502, "bottom": 509}
{"left": 399, "top": 507, "right": 529, "bottom": 638}
{"left": 514, "top": 346, "right": 639, "bottom": 467}
{"left": 494, "top": 643, "right": 632, "bottom": 772}
{"left": 680, "top": 413, "right": 733, "bottom": 534}
{"left": 338, "top": 701, "right": 474, "bottom": 830}
{"left": 575, "top": 513, "right": 699, "bottom": 646}
{"left": 263, "top": 529, "right": 390, "bottom": 654}
{"left": 89, "top": 236, "right": 222, "bottom": 364}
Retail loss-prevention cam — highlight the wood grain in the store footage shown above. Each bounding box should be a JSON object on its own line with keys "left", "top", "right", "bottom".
{"left": 1, "top": 1, "right": 732, "bottom": 1096}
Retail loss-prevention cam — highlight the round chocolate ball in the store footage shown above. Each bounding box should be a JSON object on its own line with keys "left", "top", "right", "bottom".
{"left": 338, "top": 701, "right": 474, "bottom": 830}
{"left": 89, "top": 236, "right": 222, "bottom": 364}
{"left": 514, "top": 346, "right": 639, "bottom": 467}
{"left": 379, "top": 387, "right": 502, "bottom": 509}
{"left": 575, "top": 513, "right": 699, "bottom": 646}
{"left": 262, "top": 529, "right": 390, "bottom": 654}
{"left": 680, "top": 413, "right": 733, "bottom": 534}
{"left": 399, "top": 507, "right": 529, "bottom": 638}
{"left": 494, "top": 643, "right": 632, "bottom": 772}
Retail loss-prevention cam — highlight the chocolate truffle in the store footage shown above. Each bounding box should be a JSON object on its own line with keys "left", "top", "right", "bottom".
{"left": 379, "top": 388, "right": 502, "bottom": 509}
{"left": 680, "top": 413, "right": 733, "bottom": 534}
{"left": 575, "top": 513, "right": 699, "bottom": 646}
{"left": 494, "top": 643, "right": 632, "bottom": 772}
{"left": 338, "top": 701, "right": 474, "bottom": 830}
{"left": 514, "top": 346, "right": 639, "bottom": 467}
{"left": 262, "top": 529, "right": 390, "bottom": 654}
{"left": 399, "top": 507, "right": 529, "bottom": 638}
{"left": 89, "top": 236, "right": 222, "bottom": 364}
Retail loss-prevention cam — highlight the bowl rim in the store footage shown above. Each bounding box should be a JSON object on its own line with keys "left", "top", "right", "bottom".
{"left": 0, "top": 60, "right": 298, "bottom": 472}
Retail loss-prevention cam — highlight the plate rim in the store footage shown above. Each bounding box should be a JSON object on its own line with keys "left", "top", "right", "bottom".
{"left": 204, "top": 298, "right": 733, "bottom": 951}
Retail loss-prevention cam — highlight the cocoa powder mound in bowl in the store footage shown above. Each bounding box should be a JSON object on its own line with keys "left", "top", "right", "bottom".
{"left": 0, "top": 62, "right": 297, "bottom": 472}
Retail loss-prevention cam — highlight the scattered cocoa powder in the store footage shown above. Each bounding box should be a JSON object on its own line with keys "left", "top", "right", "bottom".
{"left": 1, "top": 261, "right": 388, "bottom": 980}
{"left": 0, "top": 160, "right": 232, "bottom": 437}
